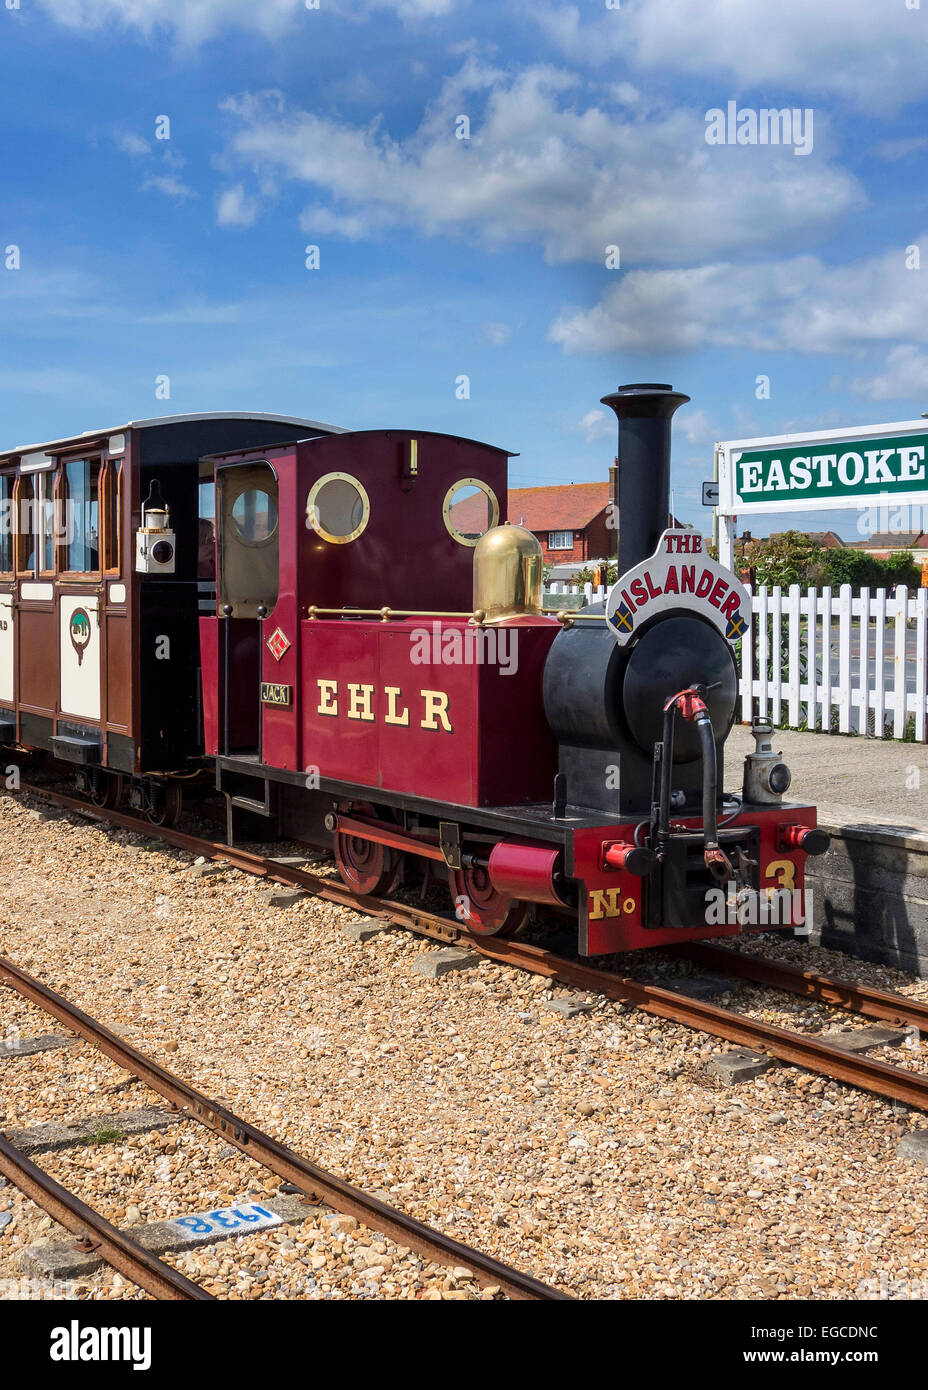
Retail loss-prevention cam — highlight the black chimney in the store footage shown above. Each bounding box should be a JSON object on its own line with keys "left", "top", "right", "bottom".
{"left": 600, "top": 382, "right": 690, "bottom": 575}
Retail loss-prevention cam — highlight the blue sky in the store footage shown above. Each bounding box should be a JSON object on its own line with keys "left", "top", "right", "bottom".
{"left": 2, "top": 0, "right": 927, "bottom": 537}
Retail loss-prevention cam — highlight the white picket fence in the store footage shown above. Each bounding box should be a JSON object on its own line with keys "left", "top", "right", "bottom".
{"left": 544, "top": 581, "right": 928, "bottom": 740}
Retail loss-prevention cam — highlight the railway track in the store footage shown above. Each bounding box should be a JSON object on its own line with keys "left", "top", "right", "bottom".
{"left": 0, "top": 1133, "right": 212, "bottom": 1300}
{"left": 0, "top": 954, "right": 569, "bottom": 1301}
{"left": 7, "top": 778, "right": 928, "bottom": 1295}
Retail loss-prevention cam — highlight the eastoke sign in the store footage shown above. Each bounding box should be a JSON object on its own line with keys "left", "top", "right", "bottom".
{"left": 605, "top": 529, "right": 749, "bottom": 647}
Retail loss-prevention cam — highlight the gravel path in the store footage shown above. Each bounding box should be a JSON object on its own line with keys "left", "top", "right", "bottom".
{"left": 2, "top": 790, "right": 928, "bottom": 1301}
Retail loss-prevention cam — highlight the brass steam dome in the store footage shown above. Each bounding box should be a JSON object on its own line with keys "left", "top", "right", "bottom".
{"left": 473, "top": 523, "right": 544, "bottom": 624}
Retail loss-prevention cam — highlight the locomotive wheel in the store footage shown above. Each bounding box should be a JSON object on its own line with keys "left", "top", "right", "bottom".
{"left": 333, "top": 801, "right": 400, "bottom": 897}
{"left": 89, "top": 770, "right": 124, "bottom": 810}
{"left": 145, "top": 782, "right": 183, "bottom": 828}
{"left": 450, "top": 864, "right": 530, "bottom": 937}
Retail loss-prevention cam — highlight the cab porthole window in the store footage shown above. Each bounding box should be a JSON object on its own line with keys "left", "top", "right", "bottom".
{"left": 306, "top": 472, "right": 370, "bottom": 544}
{"left": 443, "top": 478, "right": 499, "bottom": 546}
{"left": 231, "top": 486, "right": 278, "bottom": 544}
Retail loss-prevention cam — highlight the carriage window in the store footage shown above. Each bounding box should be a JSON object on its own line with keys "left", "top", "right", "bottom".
{"left": 101, "top": 460, "right": 121, "bottom": 572}
{"left": 62, "top": 458, "right": 100, "bottom": 573}
{"left": 38, "top": 472, "right": 55, "bottom": 573}
{"left": 0, "top": 475, "right": 13, "bottom": 574}
{"left": 15, "top": 476, "right": 35, "bottom": 573}
{"left": 306, "top": 472, "right": 369, "bottom": 544}
{"left": 443, "top": 479, "right": 499, "bottom": 546}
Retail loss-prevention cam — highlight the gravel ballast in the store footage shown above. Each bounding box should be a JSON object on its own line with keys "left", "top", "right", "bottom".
{"left": 2, "top": 790, "right": 928, "bottom": 1301}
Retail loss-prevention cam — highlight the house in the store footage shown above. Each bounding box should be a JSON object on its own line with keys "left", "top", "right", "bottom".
{"left": 506, "top": 481, "right": 614, "bottom": 563}
{"left": 451, "top": 474, "right": 682, "bottom": 572}
{"left": 847, "top": 532, "right": 928, "bottom": 561}
{"left": 450, "top": 479, "right": 613, "bottom": 563}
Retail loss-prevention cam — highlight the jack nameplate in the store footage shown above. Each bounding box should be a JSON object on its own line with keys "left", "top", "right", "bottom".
{"left": 261, "top": 682, "right": 292, "bottom": 706}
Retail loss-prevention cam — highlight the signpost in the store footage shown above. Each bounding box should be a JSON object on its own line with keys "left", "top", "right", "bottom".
{"left": 715, "top": 418, "right": 928, "bottom": 569}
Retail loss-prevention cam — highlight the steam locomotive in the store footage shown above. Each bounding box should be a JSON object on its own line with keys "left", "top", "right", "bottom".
{"left": 0, "top": 386, "right": 827, "bottom": 954}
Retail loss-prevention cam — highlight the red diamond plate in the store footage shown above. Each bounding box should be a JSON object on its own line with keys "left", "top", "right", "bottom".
{"left": 267, "top": 626, "right": 290, "bottom": 662}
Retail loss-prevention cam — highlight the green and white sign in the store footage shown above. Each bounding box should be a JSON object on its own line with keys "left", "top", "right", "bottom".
{"left": 720, "top": 420, "right": 928, "bottom": 514}
{"left": 715, "top": 417, "right": 928, "bottom": 571}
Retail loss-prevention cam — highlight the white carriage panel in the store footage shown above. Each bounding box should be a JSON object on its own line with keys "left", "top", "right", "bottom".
{"left": 0, "top": 596, "right": 12, "bottom": 704}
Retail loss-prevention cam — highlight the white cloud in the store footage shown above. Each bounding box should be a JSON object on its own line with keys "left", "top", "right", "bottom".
{"left": 299, "top": 204, "right": 370, "bottom": 241}
{"left": 852, "top": 345, "right": 928, "bottom": 402}
{"left": 37, "top": 0, "right": 452, "bottom": 41}
{"left": 221, "top": 66, "right": 863, "bottom": 267}
{"left": 118, "top": 132, "right": 151, "bottom": 156}
{"left": 141, "top": 174, "right": 198, "bottom": 200}
{"left": 872, "top": 137, "right": 928, "bottom": 162}
{"left": 534, "top": 0, "right": 928, "bottom": 115}
{"left": 549, "top": 239, "right": 928, "bottom": 357}
{"left": 578, "top": 408, "right": 611, "bottom": 442}
{"left": 679, "top": 408, "right": 716, "bottom": 446}
{"left": 217, "top": 183, "right": 258, "bottom": 227}
{"left": 483, "top": 321, "right": 511, "bottom": 346}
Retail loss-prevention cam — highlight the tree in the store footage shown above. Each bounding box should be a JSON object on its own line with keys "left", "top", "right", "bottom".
{"left": 741, "top": 531, "right": 825, "bottom": 588}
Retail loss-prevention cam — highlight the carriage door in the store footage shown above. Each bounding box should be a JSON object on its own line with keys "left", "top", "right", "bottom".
{"left": 216, "top": 463, "right": 279, "bottom": 754}
{"left": 58, "top": 459, "right": 102, "bottom": 722}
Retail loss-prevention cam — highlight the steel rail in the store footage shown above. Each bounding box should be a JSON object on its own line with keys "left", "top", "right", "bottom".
{"left": 671, "top": 941, "right": 928, "bottom": 1032}
{"left": 469, "top": 937, "right": 928, "bottom": 1111}
{"left": 0, "top": 1133, "right": 212, "bottom": 1301}
{"left": 0, "top": 955, "right": 568, "bottom": 1301}
{"left": 17, "top": 781, "right": 928, "bottom": 1113}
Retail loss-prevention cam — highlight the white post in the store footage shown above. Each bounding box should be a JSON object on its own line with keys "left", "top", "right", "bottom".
{"left": 858, "top": 587, "right": 871, "bottom": 737}
{"left": 916, "top": 588, "right": 928, "bottom": 743}
{"left": 757, "top": 586, "right": 769, "bottom": 720}
{"left": 821, "top": 586, "right": 833, "bottom": 733}
{"left": 873, "top": 587, "right": 887, "bottom": 737}
{"left": 787, "top": 584, "right": 800, "bottom": 728}
{"left": 741, "top": 583, "right": 754, "bottom": 723}
{"left": 771, "top": 585, "right": 782, "bottom": 725}
{"left": 893, "top": 585, "right": 908, "bottom": 739}
{"left": 804, "top": 587, "right": 817, "bottom": 729}
{"left": 719, "top": 513, "right": 736, "bottom": 570}
{"left": 838, "top": 583, "right": 852, "bottom": 734}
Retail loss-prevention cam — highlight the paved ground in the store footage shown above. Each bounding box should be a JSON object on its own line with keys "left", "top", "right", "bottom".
{"left": 728, "top": 724, "right": 928, "bottom": 833}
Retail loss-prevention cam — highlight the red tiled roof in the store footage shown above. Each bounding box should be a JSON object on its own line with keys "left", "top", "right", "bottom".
{"left": 451, "top": 481, "right": 610, "bottom": 534}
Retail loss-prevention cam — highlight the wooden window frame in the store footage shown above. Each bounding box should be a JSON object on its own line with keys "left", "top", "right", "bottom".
{"left": 101, "top": 458, "right": 122, "bottom": 575}
{"left": 549, "top": 530, "right": 574, "bottom": 551}
{"left": 0, "top": 472, "right": 14, "bottom": 578}
{"left": 14, "top": 475, "right": 36, "bottom": 576}
{"left": 57, "top": 455, "right": 103, "bottom": 580}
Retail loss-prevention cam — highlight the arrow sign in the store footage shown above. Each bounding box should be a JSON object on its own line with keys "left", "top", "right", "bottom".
{"left": 702, "top": 481, "right": 719, "bottom": 506}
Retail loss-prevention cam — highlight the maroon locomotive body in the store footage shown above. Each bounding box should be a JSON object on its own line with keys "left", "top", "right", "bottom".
{"left": 195, "top": 386, "right": 827, "bottom": 953}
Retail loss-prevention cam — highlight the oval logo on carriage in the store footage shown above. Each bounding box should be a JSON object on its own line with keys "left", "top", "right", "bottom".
{"left": 605, "top": 529, "right": 750, "bottom": 647}
{"left": 69, "top": 608, "right": 92, "bottom": 665}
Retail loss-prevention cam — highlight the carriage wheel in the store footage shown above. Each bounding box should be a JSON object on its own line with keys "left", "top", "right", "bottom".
{"left": 450, "top": 863, "right": 530, "bottom": 937}
{"left": 89, "top": 770, "right": 124, "bottom": 810}
{"left": 333, "top": 801, "right": 400, "bottom": 897}
{"left": 145, "top": 781, "right": 183, "bottom": 827}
